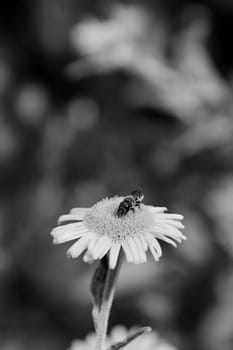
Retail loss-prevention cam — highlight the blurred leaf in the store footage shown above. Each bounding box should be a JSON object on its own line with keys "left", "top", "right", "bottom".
{"left": 91, "top": 256, "right": 108, "bottom": 320}
{"left": 108, "top": 326, "right": 152, "bottom": 350}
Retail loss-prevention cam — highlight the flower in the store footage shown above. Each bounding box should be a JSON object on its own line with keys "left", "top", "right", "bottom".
{"left": 51, "top": 196, "right": 186, "bottom": 269}
{"left": 68, "top": 326, "right": 178, "bottom": 350}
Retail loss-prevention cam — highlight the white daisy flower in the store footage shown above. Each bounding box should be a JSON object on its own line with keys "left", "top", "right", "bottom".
{"left": 51, "top": 196, "right": 186, "bottom": 269}
{"left": 68, "top": 325, "right": 178, "bottom": 350}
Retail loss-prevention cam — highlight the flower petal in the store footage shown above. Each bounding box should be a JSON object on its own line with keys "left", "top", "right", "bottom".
{"left": 69, "top": 208, "right": 89, "bottom": 219}
{"left": 127, "top": 237, "right": 140, "bottom": 263}
{"left": 146, "top": 234, "right": 162, "bottom": 257}
{"left": 51, "top": 222, "right": 89, "bottom": 244}
{"left": 122, "top": 240, "right": 134, "bottom": 262}
{"left": 155, "top": 233, "right": 177, "bottom": 247}
{"left": 58, "top": 214, "right": 83, "bottom": 224}
{"left": 146, "top": 206, "right": 167, "bottom": 213}
{"left": 83, "top": 251, "right": 95, "bottom": 264}
{"left": 145, "top": 234, "right": 160, "bottom": 261}
{"left": 52, "top": 222, "right": 87, "bottom": 232}
{"left": 83, "top": 235, "right": 99, "bottom": 263}
{"left": 153, "top": 222, "right": 183, "bottom": 239}
{"left": 87, "top": 235, "right": 99, "bottom": 253}
{"left": 155, "top": 213, "right": 184, "bottom": 220}
{"left": 67, "top": 236, "right": 90, "bottom": 258}
{"left": 133, "top": 236, "right": 147, "bottom": 262}
{"left": 98, "top": 239, "right": 112, "bottom": 260}
{"left": 138, "top": 234, "right": 148, "bottom": 251}
{"left": 92, "top": 236, "right": 110, "bottom": 259}
{"left": 52, "top": 230, "right": 84, "bottom": 244}
{"left": 149, "top": 246, "right": 160, "bottom": 261}
{"left": 109, "top": 243, "right": 121, "bottom": 269}
{"left": 162, "top": 219, "right": 185, "bottom": 229}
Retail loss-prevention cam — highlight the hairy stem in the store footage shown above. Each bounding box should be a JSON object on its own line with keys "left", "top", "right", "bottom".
{"left": 95, "top": 254, "right": 122, "bottom": 350}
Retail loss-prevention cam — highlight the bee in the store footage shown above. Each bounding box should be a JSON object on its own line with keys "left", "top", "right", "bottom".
{"left": 131, "top": 189, "right": 144, "bottom": 206}
{"left": 117, "top": 189, "right": 144, "bottom": 217}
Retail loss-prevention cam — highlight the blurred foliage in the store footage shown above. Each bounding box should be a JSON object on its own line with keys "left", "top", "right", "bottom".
{"left": 0, "top": 0, "right": 233, "bottom": 349}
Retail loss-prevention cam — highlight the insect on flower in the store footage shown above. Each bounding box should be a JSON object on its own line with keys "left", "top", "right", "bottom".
{"left": 50, "top": 190, "right": 186, "bottom": 269}
{"left": 117, "top": 189, "right": 144, "bottom": 217}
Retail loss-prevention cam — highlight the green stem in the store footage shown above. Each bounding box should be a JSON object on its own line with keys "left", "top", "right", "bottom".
{"left": 95, "top": 254, "right": 122, "bottom": 350}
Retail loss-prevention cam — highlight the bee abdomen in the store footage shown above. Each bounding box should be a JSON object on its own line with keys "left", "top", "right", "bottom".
{"left": 117, "top": 197, "right": 134, "bottom": 217}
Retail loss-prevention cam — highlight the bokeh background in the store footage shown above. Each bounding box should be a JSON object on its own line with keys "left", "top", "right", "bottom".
{"left": 0, "top": 0, "right": 233, "bottom": 349}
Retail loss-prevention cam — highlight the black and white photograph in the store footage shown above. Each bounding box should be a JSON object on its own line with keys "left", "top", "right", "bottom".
{"left": 0, "top": 1, "right": 233, "bottom": 349}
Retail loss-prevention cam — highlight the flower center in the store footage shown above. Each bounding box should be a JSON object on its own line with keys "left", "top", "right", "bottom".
{"left": 83, "top": 196, "right": 154, "bottom": 241}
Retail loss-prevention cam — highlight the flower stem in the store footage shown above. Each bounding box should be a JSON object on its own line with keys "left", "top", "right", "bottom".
{"left": 95, "top": 254, "right": 122, "bottom": 350}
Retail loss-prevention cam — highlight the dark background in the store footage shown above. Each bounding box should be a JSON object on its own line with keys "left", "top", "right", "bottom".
{"left": 0, "top": 0, "right": 233, "bottom": 349}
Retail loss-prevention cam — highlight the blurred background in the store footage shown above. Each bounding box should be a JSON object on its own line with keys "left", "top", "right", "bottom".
{"left": 0, "top": 0, "right": 233, "bottom": 349}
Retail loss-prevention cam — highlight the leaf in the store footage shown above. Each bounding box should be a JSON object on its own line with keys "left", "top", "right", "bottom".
{"left": 108, "top": 326, "right": 152, "bottom": 350}
{"left": 90, "top": 255, "right": 108, "bottom": 312}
